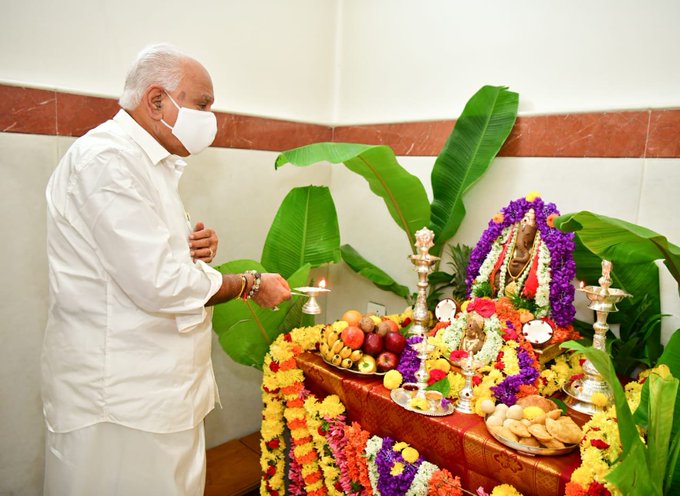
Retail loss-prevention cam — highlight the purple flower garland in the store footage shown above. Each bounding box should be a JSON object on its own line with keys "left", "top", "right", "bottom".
{"left": 465, "top": 197, "right": 576, "bottom": 326}
{"left": 490, "top": 347, "right": 540, "bottom": 406}
{"left": 397, "top": 335, "right": 423, "bottom": 383}
{"left": 375, "top": 437, "right": 423, "bottom": 495}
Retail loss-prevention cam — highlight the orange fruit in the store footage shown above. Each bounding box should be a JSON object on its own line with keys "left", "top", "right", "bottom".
{"left": 341, "top": 309, "right": 363, "bottom": 327}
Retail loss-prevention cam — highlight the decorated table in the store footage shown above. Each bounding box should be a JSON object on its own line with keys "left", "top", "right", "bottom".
{"left": 297, "top": 351, "right": 583, "bottom": 496}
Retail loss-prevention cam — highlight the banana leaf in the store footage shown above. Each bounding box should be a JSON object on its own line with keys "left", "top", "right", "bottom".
{"left": 562, "top": 341, "right": 658, "bottom": 495}
{"left": 429, "top": 85, "right": 518, "bottom": 255}
{"left": 275, "top": 143, "right": 430, "bottom": 248}
{"left": 633, "top": 329, "right": 680, "bottom": 495}
{"left": 212, "top": 261, "right": 311, "bottom": 369}
{"left": 261, "top": 185, "right": 341, "bottom": 279}
{"left": 555, "top": 211, "right": 680, "bottom": 373}
{"left": 340, "top": 244, "right": 412, "bottom": 299}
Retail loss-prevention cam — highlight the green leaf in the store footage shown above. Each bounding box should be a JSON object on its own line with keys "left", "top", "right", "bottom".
{"left": 555, "top": 211, "right": 680, "bottom": 289}
{"left": 212, "top": 261, "right": 311, "bottom": 369}
{"left": 429, "top": 85, "right": 519, "bottom": 255}
{"left": 426, "top": 378, "right": 451, "bottom": 397}
{"left": 554, "top": 212, "right": 680, "bottom": 371}
{"left": 647, "top": 373, "right": 678, "bottom": 487}
{"left": 635, "top": 329, "right": 680, "bottom": 435}
{"left": 276, "top": 142, "right": 430, "bottom": 248}
{"left": 340, "top": 244, "right": 412, "bottom": 299}
{"left": 261, "top": 185, "right": 341, "bottom": 279}
{"left": 561, "top": 341, "right": 657, "bottom": 494}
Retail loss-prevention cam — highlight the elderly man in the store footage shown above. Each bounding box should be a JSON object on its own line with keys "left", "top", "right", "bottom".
{"left": 42, "top": 43, "right": 290, "bottom": 496}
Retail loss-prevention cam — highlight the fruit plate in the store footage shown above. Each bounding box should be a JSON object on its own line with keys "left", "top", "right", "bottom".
{"left": 484, "top": 419, "right": 578, "bottom": 457}
{"left": 390, "top": 387, "right": 455, "bottom": 417}
{"left": 320, "top": 354, "right": 386, "bottom": 376}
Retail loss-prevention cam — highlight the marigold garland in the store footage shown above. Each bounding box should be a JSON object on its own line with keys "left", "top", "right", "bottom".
{"left": 260, "top": 322, "right": 528, "bottom": 495}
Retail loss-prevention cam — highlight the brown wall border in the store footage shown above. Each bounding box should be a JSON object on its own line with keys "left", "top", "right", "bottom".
{"left": 2, "top": 84, "right": 678, "bottom": 157}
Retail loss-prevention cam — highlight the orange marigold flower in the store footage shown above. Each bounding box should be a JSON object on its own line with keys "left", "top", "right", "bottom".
{"left": 288, "top": 418, "right": 307, "bottom": 430}
{"left": 492, "top": 212, "right": 505, "bottom": 224}
{"left": 303, "top": 470, "right": 322, "bottom": 484}
{"left": 287, "top": 398, "right": 305, "bottom": 408}
{"left": 281, "top": 383, "right": 303, "bottom": 396}
{"left": 280, "top": 357, "right": 298, "bottom": 371}
{"left": 547, "top": 213, "right": 558, "bottom": 228}
{"left": 297, "top": 450, "right": 318, "bottom": 465}
{"left": 294, "top": 435, "right": 313, "bottom": 446}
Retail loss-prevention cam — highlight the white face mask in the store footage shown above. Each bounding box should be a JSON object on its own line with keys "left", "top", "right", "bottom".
{"left": 161, "top": 92, "right": 217, "bottom": 155}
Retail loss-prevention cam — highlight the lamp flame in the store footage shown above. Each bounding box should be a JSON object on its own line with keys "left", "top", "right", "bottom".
{"left": 318, "top": 278, "right": 327, "bottom": 289}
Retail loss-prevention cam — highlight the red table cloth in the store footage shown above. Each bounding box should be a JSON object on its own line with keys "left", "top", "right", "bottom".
{"left": 297, "top": 352, "right": 581, "bottom": 496}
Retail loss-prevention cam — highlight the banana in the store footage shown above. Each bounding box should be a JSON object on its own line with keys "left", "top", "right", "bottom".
{"left": 331, "top": 340, "right": 344, "bottom": 354}
{"left": 319, "top": 342, "right": 330, "bottom": 356}
{"left": 339, "top": 346, "right": 352, "bottom": 359}
{"left": 331, "top": 354, "right": 342, "bottom": 366}
{"left": 341, "top": 358, "right": 353, "bottom": 369}
{"left": 350, "top": 349, "right": 363, "bottom": 362}
{"left": 326, "top": 331, "right": 339, "bottom": 346}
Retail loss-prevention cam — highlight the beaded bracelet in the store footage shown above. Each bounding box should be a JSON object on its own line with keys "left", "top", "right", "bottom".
{"left": 244, "top": 270, "right": 261, "bottom": 300}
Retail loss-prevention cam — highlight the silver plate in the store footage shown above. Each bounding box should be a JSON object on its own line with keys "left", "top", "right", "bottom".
{"left": 390, "top": 387, "right": 455, "bottom": 417}
{"left": 321, "top": 354, "right": 386, "bottom": 376}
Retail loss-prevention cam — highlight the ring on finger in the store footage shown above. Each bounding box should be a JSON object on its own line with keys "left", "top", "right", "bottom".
{"left": 208, "top": 248, "right": 213, "bottom": 258}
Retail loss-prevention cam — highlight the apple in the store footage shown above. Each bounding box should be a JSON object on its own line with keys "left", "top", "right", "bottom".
{"left": 376, "top": 351, "right": 399, "bottom": 372}
{"left": 384, "top": 331, "right": 406, "bottom": 354}
{"left": 376, "top": 318, "right": 399, "bottom": 336}
{"left": 341, "top": 325, "right": 365, "bottom": 350}
{"left": 357, "top": 355, "right": 377, "bottom": 374}
{"left": 362, "top": 332, "right": 384, "bottom": 357}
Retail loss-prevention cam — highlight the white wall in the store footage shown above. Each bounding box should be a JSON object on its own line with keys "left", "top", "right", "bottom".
{"left": 336, "top": 0, "right": 680, "bottom": 123}
{"left": 1, "top": 1, "right": 680, "bottom": 495}
{"left": 1, "top": 0, "right": 338, "bottom": 123}
{"left": 3, "top": 1, "right": 680, "bottom": 125}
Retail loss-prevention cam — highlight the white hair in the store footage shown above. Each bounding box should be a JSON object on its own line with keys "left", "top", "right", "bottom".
{"left": 118, "top": 43, "right": 188, "bottom": 110}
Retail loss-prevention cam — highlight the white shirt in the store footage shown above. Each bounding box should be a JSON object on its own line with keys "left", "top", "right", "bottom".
{"left": 43, "top": 110, "right": 223, "bottom": 434}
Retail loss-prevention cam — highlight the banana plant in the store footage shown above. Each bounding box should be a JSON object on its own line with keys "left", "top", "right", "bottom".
{"left": 563, "top": 334, "right": 680, "bottom": 495}
{"left": 212, "top": 186, "right": 341, "bottom": 369}
{"left": 275, "top": 85, "right": 519, "bottom": 303}
{"left": 554, "top": 211, "right": 680, "bottom": 375}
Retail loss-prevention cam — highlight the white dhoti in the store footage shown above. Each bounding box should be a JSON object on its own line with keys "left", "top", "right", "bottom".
{"left": 44, "top": 422, "right": 206, "bottom": 496}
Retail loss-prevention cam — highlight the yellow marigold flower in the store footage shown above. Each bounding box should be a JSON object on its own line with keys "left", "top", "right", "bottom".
{"left": 390, "top": 462, "right": 405, "bottom": 476}
{"left": 490, "top": 483, "right": 524, "bottom": 496}
{"left": 590, "top": 392, "right": 610, "bottom": 408}
{"left": 654, "top": 363, "right": 672, "bottom": 378}
{"left": 402, "top": 446, "right": 419, "bottom": 464}
{"left": 319, "top": 395, "right": 345, "bottom": 418}
{"left": 492, "top": 212, "right": 505, "bottom": 224}
{"left": 525, "top": 191, "right": 541, "bottom": 202}
{"left": 393, "top": 441, "right": 409, "bottom": 452}
{"left": 460, "top": 300, "right": 470, "bottom": 312}
{"left": 570, "top": 466, "right": 594, "bottom": 486}
{"left": 383, "top": 370, "right": 403, "bottom": 390}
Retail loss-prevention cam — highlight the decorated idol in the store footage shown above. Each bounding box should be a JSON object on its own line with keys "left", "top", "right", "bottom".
{"left": 466, "top": 192, "right": 577, "bottom": 327}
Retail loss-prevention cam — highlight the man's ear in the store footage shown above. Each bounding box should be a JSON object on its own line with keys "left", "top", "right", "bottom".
{"left": 144, "top": 86, "right": 165, "bottom": 121}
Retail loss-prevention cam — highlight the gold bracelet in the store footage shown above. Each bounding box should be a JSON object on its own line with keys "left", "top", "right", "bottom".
{"left": 237, "top": 274, "right": 247, "bottom": 299}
